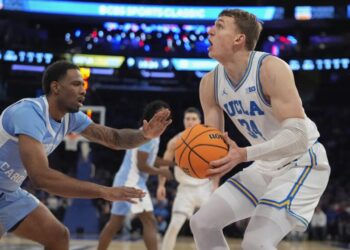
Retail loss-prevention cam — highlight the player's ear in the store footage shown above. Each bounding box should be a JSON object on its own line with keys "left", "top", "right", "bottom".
{"left": 51, "top": 81, "right": 60, "bottom": 95}
{"left": 234, "top": 33, "right": 245, "bottom": 45}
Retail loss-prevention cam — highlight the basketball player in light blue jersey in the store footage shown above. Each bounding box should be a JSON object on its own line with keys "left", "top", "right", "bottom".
{"left": 98, "top": 100, "right": 174, "bottom": 250}
{"left": 190, "top": 9, "right": 330, "bottom": 250}
{"left": 0, "top": 61, "right": 172, "bottom": 250}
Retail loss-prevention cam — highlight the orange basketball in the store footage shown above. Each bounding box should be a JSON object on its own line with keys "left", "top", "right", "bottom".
{"left": 175, "top": 124, "right": 229, "bottom": 179}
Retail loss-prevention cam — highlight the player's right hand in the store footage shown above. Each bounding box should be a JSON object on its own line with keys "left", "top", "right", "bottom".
{"left": 207, "top": 132, "right": 246, "bottom": 178}
{"left": 156, "top": 185, "right": 166, "bottom": 201}
{"left": 102, "top": 186, "right": 146, "bottom": 203}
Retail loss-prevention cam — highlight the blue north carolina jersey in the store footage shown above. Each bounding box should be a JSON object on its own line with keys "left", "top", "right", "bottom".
{"left": 214, "top": 51, "right": 320, "bottom": 170}
{"left": 0, "top": 96, "right": 92, "bottom": 192}
{"left": 113, "top": 134, "right": 160, "bottom": 190}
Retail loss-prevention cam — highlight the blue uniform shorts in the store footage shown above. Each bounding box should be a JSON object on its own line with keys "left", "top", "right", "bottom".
{"left": 0, "top": 188, "right": 39, "bottom": 234}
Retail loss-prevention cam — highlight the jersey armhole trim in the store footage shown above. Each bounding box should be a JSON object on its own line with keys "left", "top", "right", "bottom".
{"left": 214, "top": 65, "right": 219, "bottom": 105}
{"left": 256, "top": 53, "right": 272, "bottom": 107}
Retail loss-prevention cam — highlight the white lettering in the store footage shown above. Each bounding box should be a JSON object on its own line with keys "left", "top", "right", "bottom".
{"left": 0, "top": 163, "right": 26, "bottom": 184}
{"left": 10, "top": 173, "right": 20, "bottom": 182}
{"left": 0, "top": 162, "right": 10, "bottom": 171}
{"left": 4, "top": 169, "right": 14, "bottom": 177}
{"left": 98, "top": 5, "right": 205, "bottom": 19}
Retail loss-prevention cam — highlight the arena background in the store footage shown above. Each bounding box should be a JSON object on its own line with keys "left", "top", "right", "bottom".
{"left": 0, "top": 0, "right": 349, "bottom": 248}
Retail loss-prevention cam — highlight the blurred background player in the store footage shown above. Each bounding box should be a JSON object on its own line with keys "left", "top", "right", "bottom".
{"left": 190, "top": 9, "right": 330, "bottom": 250}
{"left": 157, "top": 107, "right": 218, "bottom": 250}
{"left": 98, "top": 100, "right": 174, "bottom": 250}
{"left": 0, "top": 61, "right": 171, "bottom": 250}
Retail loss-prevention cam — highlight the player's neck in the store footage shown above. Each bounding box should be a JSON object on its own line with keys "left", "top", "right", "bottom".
{"left": 223, "top": 50, "right": 251, "bottom": 86}
{"left": 46, "top": 95, "right": 65, "bottom": 122}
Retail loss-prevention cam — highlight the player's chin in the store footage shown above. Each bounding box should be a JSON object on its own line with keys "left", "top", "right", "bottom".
{"left": 208, "top": 52, "right": 218, "bottom": 60}
{"left": 67, "top": 105, "right": 80, "bottom": 113}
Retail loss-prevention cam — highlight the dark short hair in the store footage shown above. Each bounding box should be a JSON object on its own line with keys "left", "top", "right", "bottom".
{"left": 219, "top": 9, "right": 263, "bottom": 51}
{"left": 184, "top": 107, "right": 202, "bottom": 120}
{"left": 42, "top": 60, "right": 80, "bottom": 95}
{"left": 142, "top": 100, "right": 171, "bottom": 123}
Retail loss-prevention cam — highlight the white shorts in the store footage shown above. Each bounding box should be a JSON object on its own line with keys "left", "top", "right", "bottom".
{"left": 172, "top": 181, "right": 213, "bottom": 218}
{"left": 223, "top": 142, "right": 330, "bottom": 231}
{"left": 111, "top": 191, "right": 153, "bottom": 216}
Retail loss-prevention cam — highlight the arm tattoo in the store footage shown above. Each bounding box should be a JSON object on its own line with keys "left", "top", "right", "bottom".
{"left": 82, "top": 124, "right": 149, "bottom": 150}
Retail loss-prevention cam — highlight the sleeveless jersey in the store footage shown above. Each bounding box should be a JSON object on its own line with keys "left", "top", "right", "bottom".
{"left": 113, "top": 132, "right": 160, "bottom": 190}
{"left": 0, "top": 96, "right": 92, "bottom": 192}
{"left": 214, "top": 51, "right": 319, "bottom": 171}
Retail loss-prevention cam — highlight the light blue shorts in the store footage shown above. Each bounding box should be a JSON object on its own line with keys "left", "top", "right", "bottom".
{"left": 0, "top": 188, "right": 40, "bottom": 234}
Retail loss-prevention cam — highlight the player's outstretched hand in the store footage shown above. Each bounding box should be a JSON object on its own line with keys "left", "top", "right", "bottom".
{"left": 102, "top": 186, "right": 146, "bottom": 203}
{"left": 142, "top": 109, "right": 172, "bottom": 139}
{"left": 207, "top": 133, "right": 247, "bottom": 178}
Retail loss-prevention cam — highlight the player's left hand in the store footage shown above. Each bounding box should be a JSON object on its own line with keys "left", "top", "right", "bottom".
{"left": 102, "top": 186, "right": 146, "bottom": 203}
{"left": 142, "top": 109, "right": 172, "bottom": 139}
{"left": 207, "top": 133, "right": 247, "bottom": 178}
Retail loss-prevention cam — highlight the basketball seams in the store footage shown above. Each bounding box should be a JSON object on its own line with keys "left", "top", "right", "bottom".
{"left": 177, "top": 128, "right": 220, "bottom": 166}
{"left": 175, "top": 124, "right": 229, "bottom": 179}
{"left": 189, "top": 144, "right": 228, "bottom": 178}
{"left": 186, "top": 129, "right": 220, "bottom": 146}
{"left": 192, "top": 144, "right": 229, "bottom": 151}
{"left": 178, "top": 137, "right": 195, "bottom": 169}
{"left": 174, "top": 125, "right": 197, "bottom": 151}
{"left": 186, "top": 144, "right": 228, "bottom": 179}
{"left": 187, "top": 149, "right": 201, "bottom": 178}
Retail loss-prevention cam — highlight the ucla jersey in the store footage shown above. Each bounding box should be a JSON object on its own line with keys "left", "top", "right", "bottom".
{"left": 0, "top": 96, "right": 92, "bottom": 192}
{"left": 215, "top": 51, "right": 319, "bottom": 170}
{"left": 113, "top": 133, "right": 160, "bottom": 190}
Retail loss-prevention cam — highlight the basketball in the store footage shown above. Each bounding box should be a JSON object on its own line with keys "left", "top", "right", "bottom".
{"left": 175, "top": 124, "right": 229, "bottom": 179}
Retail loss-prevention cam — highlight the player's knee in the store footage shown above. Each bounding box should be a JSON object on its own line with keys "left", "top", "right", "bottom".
{"left": 241, "top": 235, "right": 276, "bottom": 250}
{"left": 43, "top": 224, "right": 69, "bottom": 248}
{"left": 61, "top": 226, "right": 70, "bottom": 243}
{"left": 54, "top": 225, "right": 70, "bottom": 246}
{"left": 140, "top": 213, "right": 157, "bottom": 228}
{"left": 190, "top": 212, "right": 212, "bottom": 233}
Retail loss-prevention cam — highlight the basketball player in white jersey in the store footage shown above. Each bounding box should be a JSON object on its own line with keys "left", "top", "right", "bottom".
{"left": 0, "top": 61, "right": 171, "bottom": 250}
{"left": 157, "top": 107, "right": 218, "bottom": 250}
{"left": 98, "top": 100, "right": 174, "bottom": 250}
{"left": 190, "top": 9, "right": 330, "bottom": 250}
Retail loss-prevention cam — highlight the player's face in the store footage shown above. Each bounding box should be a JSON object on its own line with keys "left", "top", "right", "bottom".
{"left": 207, "top": 16, "right": 245, "bottom": 61}
{"left": 183, "top": 112, "right": 201, "bottom": 129}
{"left": 56, "top": 69, "right": 86, "bottom": 113}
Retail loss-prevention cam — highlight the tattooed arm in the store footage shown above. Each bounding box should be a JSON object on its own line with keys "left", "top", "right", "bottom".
{"left": 81, "top": 123, "right": 149, "bottom": 150}
{"left": 80, "top": 109, "right": 172, "bottom": 150}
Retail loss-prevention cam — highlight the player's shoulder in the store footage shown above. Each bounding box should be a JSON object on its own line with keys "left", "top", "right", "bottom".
{"left": 259, "top": 54, "right": 292, "bottom": 83}
{"left": 9, "top": 98, "right": 44, "bottom": 117}
{"left": 202, "top": 69, "right": 215, "bottom": 82}
{"left": 199, "top": 70, "right": 216, "bottom": 90}
{"left": 260, "top": 54, "right": 290, "bottom": 71}
{"left": 167, "top": 134, "right": 180, "bottom": 150}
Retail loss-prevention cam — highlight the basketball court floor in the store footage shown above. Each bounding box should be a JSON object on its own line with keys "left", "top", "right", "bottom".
{"left": 0, "top": 235, "right": 347, "bottom": 250}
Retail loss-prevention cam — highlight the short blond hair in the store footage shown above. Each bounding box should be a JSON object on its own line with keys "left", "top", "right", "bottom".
{"left": 219, "top": 9, "right": 263, "bottom": 51}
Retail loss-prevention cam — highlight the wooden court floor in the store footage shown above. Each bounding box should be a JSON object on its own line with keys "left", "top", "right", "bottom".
{"left": 0, "top": 235, "right": 347, "bottom": 250}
